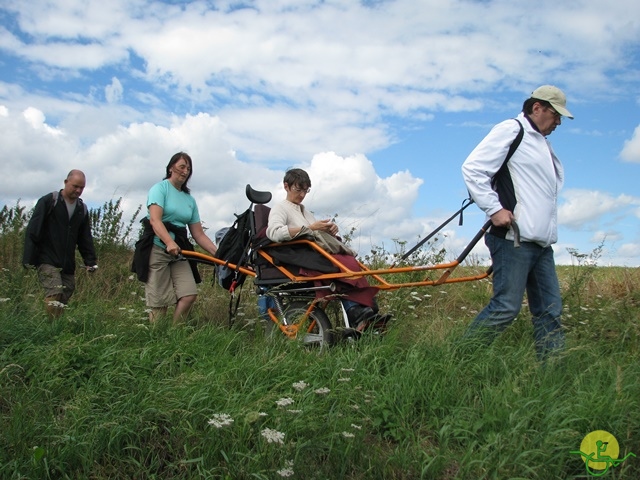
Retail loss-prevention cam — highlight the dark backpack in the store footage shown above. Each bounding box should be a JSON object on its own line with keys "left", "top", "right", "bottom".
{"left": 214, "top": 208, "right": 253, "bottom": 291}
{"left": 48, "top": 190, "right": 88, "bottom": 220}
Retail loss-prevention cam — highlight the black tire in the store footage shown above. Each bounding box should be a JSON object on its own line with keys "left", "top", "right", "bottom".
{"left": 282, "top": 301, "right": 335, "bottom": 348}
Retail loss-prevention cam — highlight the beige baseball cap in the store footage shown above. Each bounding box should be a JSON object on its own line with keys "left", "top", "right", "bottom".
{"left": 531, "top": 85, "right": 574, "bottom": 119}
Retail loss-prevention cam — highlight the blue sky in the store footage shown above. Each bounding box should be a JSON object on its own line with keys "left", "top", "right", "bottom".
{"left": 1, "top": 0, "right": 639, "bottom": 266}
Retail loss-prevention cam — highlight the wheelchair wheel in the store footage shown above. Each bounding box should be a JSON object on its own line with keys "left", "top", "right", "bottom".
{"left": 283, "top": 301, "right": 335, "bottom": 348}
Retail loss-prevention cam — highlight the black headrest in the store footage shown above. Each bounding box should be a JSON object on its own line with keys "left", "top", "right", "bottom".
{"left": 246, "top": 184, "right": 272, "bottom": 205}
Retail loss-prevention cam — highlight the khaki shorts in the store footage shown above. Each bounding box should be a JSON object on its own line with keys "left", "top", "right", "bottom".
{"left": 145, "top": 245, "right": 198, "bottom": 308}
{"left": 37, "top": 264, "right": 75, "bottom": 304}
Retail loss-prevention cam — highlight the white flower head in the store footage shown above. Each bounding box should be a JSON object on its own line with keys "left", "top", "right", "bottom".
{"left": 208, "top": 413, "right": 234, "bottom": 428}
{"left": 277, "top": 460, "right": 295, "bottom": 477}
{"left": 276, "top": 397, "right": 294, "bottom": 407}
{"left": 292, "top": 381, "right": 308, "bottom": 391}
{"left": 314, "top": 387, "right": 330, "bottom": 395}
{"left": 46, "top": 300, "right": 66, "bottom": 308}
{"left": 342, "top": 431, "right": 355, "bottom": 438}
{"left": 261, "top": 428, "right": 285, "bottom": 444}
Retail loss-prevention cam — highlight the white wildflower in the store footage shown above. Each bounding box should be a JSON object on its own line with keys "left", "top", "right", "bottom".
{"left": 341, "top": 368, "right": 354, "bottom": 372}
{"left": 276, "top": 397, "right": 294, "bottom": 407}
{"left": 259, "top": 412, "right": 268, "bottom": 417}
{"left": 292, "top": 381, "right": 308, "bottom": 391}
{"left": 337, "top": 377, "right": 350, "bottom": 382}
{"left": 287, "top": 409, "right": 303, "bottom": 414}
{"left": 46, "top": 300, "right": 66, "bottom": 308}
{"left": 261, "top": 428, "right": 285, "bottom": 444}
{"left": 128, "top": 275, "right": 135, "bottom": 280}
{"left": 208, "top": 413, "right": 234, "bottom": 428}
{"left": 342, "top": 431, "right": 355, "bottom": 438}
{"left": 407, "top": 305, "right": 415, "bottom": 309}
{"left": 351, "top": 424, "right": 362, "bottom": 429}
{"left": 314, "top": 387, "right": 330, "bottom": 395}
{"left": 0, "top": 298, "right": 10, "bottom": 303}
{"left": 277, "top": 460, "right": 294, "bottom": 477}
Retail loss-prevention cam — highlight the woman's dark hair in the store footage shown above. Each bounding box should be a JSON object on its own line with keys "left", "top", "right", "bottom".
{"left": 283, "top": 168, "right": 311, "bottom": 190}
{"left": 164, "top": 152, "right": 193, "bottom": 194}
{"left": 522, "top": 97, "right": 553, "bottom": 115}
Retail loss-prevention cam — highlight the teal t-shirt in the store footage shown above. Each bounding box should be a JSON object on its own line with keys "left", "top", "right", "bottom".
{"left": 147, "top": 179, "right": 201, "bottom": 248}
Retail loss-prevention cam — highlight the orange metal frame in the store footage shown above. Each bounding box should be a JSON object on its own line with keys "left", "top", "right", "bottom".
{"left": 180, "top": 235, "right": 491, "bottom": 293}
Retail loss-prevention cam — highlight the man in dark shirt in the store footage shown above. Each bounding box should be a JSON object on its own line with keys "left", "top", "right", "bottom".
{"left": 23, "top": 170, "right": 98, "bottom": 318}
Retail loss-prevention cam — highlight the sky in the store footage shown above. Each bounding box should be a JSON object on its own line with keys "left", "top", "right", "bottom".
{"left": 1, "top": 0, "right": 639, "bottom": 267}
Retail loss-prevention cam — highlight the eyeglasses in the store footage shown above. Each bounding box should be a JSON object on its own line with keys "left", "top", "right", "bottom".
{"left": 546, "top": 107, "right": 562, "bottom": 119}
{"left": 291, "top": 186, "right": 310, "bottom": 194}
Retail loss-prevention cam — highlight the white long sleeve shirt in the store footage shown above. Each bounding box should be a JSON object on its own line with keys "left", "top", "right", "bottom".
{"left": 462, "top": 112, "right": 564, "bottom": 247}
{"left": 266, "top": 200, "right": 316, "bottom": 242}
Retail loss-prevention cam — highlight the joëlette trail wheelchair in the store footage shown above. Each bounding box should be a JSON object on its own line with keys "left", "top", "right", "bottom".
{"left": 180, "top": 185, "right": 515, "bottom": 348}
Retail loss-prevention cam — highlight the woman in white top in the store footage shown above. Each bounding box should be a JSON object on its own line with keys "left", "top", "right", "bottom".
{"left": 267, "top": 168, "right": 390, "bottom": 332}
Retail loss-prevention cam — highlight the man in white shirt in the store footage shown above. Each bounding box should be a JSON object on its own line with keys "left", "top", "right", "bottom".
{"left": 461, "top": 85, "right": 573, "bottom": 360}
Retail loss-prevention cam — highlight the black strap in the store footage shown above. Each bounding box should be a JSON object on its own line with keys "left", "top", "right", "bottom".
{"left": 491, "top": 119, "right": 523, "bottom": 189}
{"left": 393, "top": 197, "right": 475, "bottom": 267}
{"left": 227, "top": 285, "right": 244, "bottom": 328}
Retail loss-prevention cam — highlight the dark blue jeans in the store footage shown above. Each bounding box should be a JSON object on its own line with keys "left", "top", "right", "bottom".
{"left": 463, "top": 233, "right": 565, "bottom": 360}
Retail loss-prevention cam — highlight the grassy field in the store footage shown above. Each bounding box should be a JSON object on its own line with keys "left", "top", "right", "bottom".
{"left": 1, "top": 201, "right": 639, "bottom": 479}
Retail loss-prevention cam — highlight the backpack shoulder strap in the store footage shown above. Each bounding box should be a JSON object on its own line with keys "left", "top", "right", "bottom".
{"left": 78, "top": 198, "right": 88, "bottom": 219}
{"left": 491, "top": 119, "right": 524, "bottom": 188}
{"left": 47, "top": 191, "right": 59, "bottom": 217}
{"left": 504, "top": 119, "right": 524, "bottom": 165}
{"left": 48, "top": 191, "right": 88, "bottom": 220}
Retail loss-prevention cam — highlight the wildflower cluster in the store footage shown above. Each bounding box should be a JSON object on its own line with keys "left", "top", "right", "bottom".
{"left": 261, "top": 427, "right": 285, "bottom": 444}
{"left": 275, "top": 397, "right": 294, "bottom": 407}
{"left": 208, "top": 413, "right": 234, "bottom": 428}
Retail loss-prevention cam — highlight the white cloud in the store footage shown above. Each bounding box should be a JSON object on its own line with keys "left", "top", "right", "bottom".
{"left": 620, "top": 125, "right": 640, "bottom": 163}
{"left": 105, "top": 77, "right": 123, "bottom": 104}
{"left": 1, "top": 0, "right": 640, "bottom": 266}
{"left": 558, "top": 189, "right": 639, "bottom": 229}
{"left": 589, "top": 230, "right": 623, "bottom": 244}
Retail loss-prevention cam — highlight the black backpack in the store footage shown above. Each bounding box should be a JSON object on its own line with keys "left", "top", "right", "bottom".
{"left": 49, "top": 190, "right": 88, "bottom": 220}
{"left": 214, "top": 208, "right": 253, "bottom": 291}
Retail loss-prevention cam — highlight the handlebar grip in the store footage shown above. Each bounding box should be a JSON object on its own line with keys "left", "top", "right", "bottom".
{"left": 511, "top": 221, "right": 521, "bottom": 248}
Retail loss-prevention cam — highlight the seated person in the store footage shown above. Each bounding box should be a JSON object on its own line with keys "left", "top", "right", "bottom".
{"left": 266, "top": 168, "right": 390, "bottom": 332}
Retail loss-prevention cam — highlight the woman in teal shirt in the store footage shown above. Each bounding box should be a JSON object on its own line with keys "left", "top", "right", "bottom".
{"left": 145, "top": 152, "right": 218, "bottom": 323}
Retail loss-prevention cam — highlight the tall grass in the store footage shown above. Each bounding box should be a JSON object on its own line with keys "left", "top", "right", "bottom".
{"left": 1, "top": 202, "right": 639, "bottom": 479}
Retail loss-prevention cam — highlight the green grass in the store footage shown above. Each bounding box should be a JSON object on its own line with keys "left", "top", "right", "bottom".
{"left": 1, "top": 202, "right": 639, "bottom": 479}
